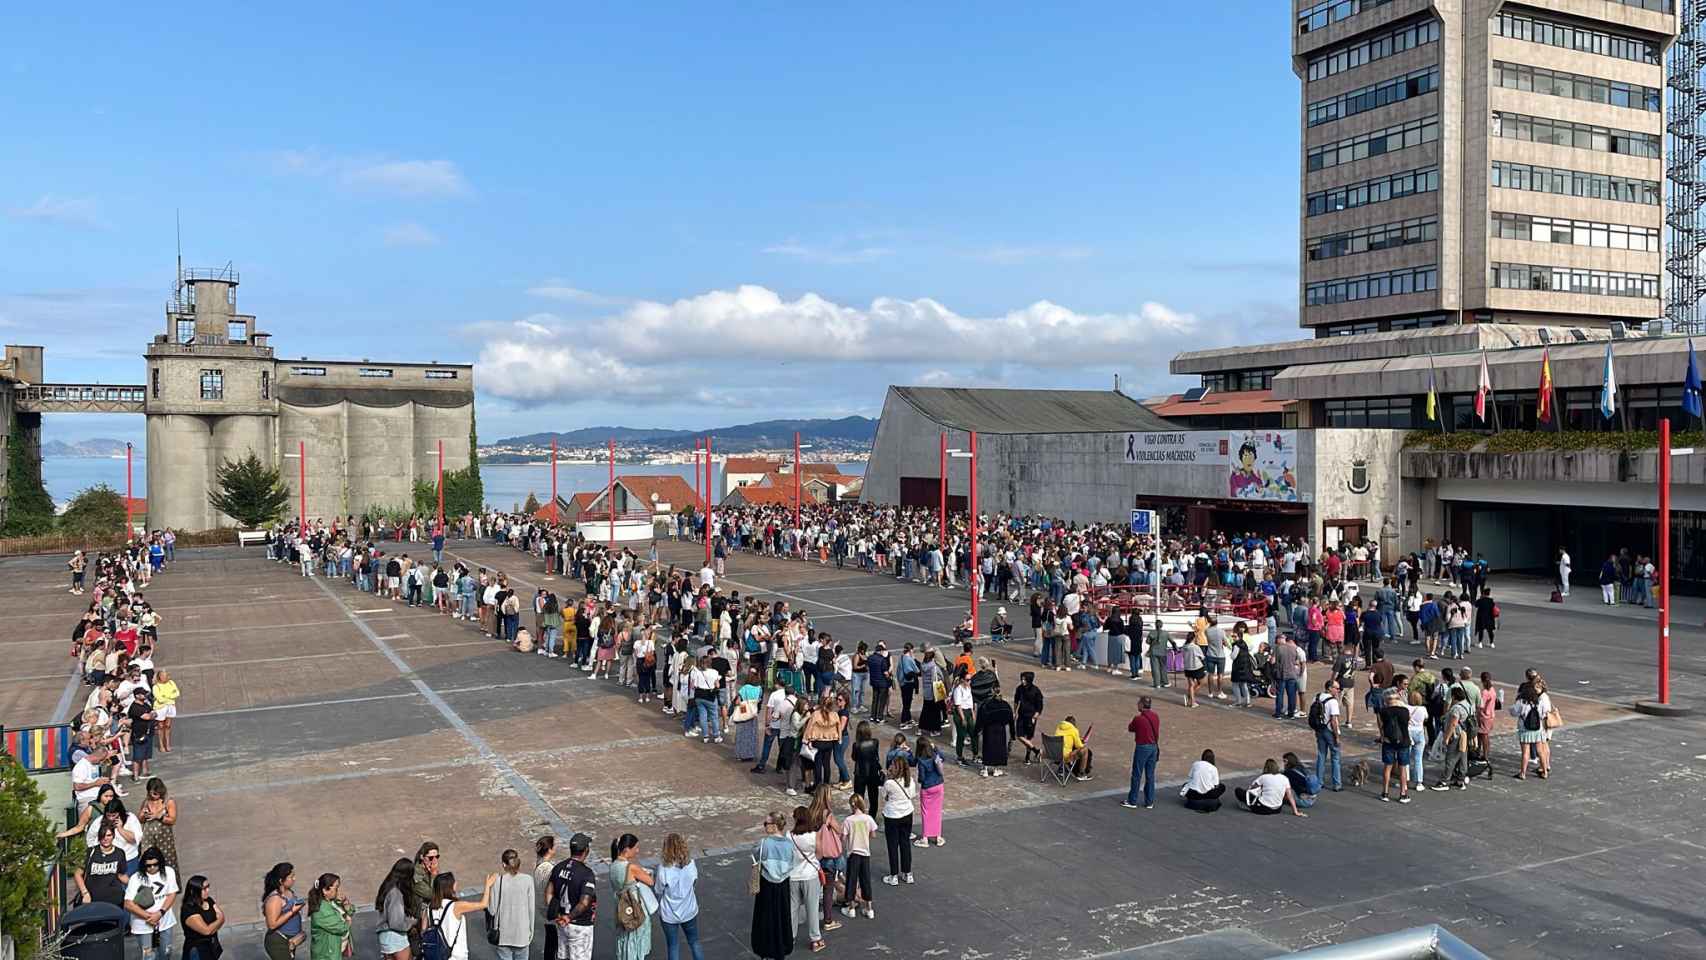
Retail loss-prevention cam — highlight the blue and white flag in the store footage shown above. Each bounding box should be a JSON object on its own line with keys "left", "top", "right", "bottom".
{"left": 1600, "top": 342, "right": 1618, "bottom": 420}
{"left": 1685, "top": 339, "right": 1704, "bottom": 419}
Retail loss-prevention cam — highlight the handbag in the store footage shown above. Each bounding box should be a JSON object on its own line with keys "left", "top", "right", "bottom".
{"left": 1544, "top": 704, "right": 1563, "bottom": 730}
{"left": 932, "top": 679, "right": 947, "bottom": 701}
{"left": 731, "top": 699, "right": 757, "bottom": 723}
{"left": 747, "top": 858, "right": 762, "bottom": 896}
{"left": 484, "top": 875, "right": 501, "bottom": 946}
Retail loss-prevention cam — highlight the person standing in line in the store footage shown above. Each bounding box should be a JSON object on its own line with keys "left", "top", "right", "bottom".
{"left": 784, "top": 809, "right": 825, "bottom": 954}
{"left": 532, "top": 837, "right": 558, "bottom": 960}
{"left": 307, "top": 874, "right": 353, "bottom": 960}
{"left": 1229, "top": 635, "right": 1255, "bottom": 708}
{"left": 1271, "top": 634, "right": 1303, "bottom": 720}
{"left": 607, "top": 834, "right": 655, "bottom": 960}
{"left": 913, "top": 736, "right": 947, "bottom": 847}
{"left": 949, "top": 673, "right": 976, "bottom": 765}
{"left": 974, "top": 685, "right": 1014, "bottom": 778}
{"left": 1122, "top": 696, "right": 1160, "bottom": 810}
{"left": 1311, "top": 678, "right": 1343, "bottom": 792}
{"left": 261, "top": 863, "right": 306, "bottom": 960}
{"left": 655, "top": 833, "right": 704, "bottom": 960}
{"left": 550, "top": 833, "right": 598, "bottom": 960}
{"left": 124, "top": 846, "right": 179, "bottom": 960}
{"left": 878, "top": 758, "right": 918, "bottom": 886}
{"left": 1432, "top": 687, "right": 1473, "bottom": 791}
{"left": 492, "top": 849, "right": 535, "bottom": 960}
{"left": 839, "top": 796, "right": 878, "bottom": 919}
{"left": 179, "top": 874, "right": 225, "bottom": 960}
{"left": 751, "top": 812, "right": 798, "bottom": 960}
{"left": 1476, "top": 671, "right": 1499, "bottom": 780}
{"left": 1203, "top": 616, "right": 1228, "bottom": 699}
{"left": 427, "top": 871, "right": 497, "bottom": 960}
{"left": 1510, "top": 680, "right": 1553, "bottom": 780}
{"left": 1376, "top": 688, "right": 1414, "bottom": 804}
{"left": 1147, "top": 620, "right": 1171, "bottom": 689}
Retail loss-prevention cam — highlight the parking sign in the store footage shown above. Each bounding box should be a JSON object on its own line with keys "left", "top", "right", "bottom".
{"left": 1130, "top": 509, "right": 1155, "bottom": 535}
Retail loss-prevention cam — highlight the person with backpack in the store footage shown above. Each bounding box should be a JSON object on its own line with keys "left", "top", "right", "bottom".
{"left": 607, "top": 834, "right": 655, "bottom": 960}
{"left": 1431, "top": 687, "right": 1473, "bottom": 791}
{"left": 1510, "top": 681, "right": 1554, "bottom": 780}
{"left": 425, "top": 871, "right": 496, "bottom": 960}
{"left": 1309, "top": 678, "right": 1343, "bottom": 792}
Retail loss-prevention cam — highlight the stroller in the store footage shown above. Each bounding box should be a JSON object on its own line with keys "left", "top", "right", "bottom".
{"left": 1249, "top": 649, "right": 1275, "bottom": 700}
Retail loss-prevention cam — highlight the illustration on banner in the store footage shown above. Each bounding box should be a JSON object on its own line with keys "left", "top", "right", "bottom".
{"left": 1228, "top": 430, "right": 1298, "bottom": 501}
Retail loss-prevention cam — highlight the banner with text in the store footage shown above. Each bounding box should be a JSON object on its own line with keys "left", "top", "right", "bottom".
{"left": 1122, "top": 431, "right": 1228, "bottom": 466}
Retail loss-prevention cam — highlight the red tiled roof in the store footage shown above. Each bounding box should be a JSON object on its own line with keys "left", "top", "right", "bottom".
{"left": 724, "top": 456, "right": 783, "bottom": 475}
{"left": 1149, "top": 389, "right": 1292, "bottom": 418}
{"left": 722, "top": 485, "right": 800, "bottom": 507}
{"left": 584, "top": 474, "right": 699, "bottom": 513}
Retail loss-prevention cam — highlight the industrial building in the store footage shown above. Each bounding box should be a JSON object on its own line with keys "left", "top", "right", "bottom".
{"left": 0, "top": 263, "right": 475, "bottom": 533}
{"left": 144, "top": 267, "right": 475, "bottom": 531}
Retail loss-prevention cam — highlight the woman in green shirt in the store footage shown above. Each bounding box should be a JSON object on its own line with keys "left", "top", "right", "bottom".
{"left": 307, "top": 874, "right": 352, "bottom": 960}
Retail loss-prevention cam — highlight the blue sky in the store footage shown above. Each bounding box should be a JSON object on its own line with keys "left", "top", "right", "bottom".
{"left": 3, "top": 2, "right": 1300, "bottom": 446}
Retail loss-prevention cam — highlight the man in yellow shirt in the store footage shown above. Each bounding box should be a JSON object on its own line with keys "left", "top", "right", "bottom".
{"left": 1054, "top": 716, "right": 1093, "bottom": 781}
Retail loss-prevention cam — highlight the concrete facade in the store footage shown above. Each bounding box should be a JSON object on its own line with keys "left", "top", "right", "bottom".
{"left": 1295, "top": 0, "right": 1675, "bottom": 336}
{"left": 144, "top": 270, "right": 474, "bottom": 531}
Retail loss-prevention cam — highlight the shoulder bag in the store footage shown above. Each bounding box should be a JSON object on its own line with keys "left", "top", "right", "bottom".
{"left": 484, "top": 876, "right": 501, "bottom": 946}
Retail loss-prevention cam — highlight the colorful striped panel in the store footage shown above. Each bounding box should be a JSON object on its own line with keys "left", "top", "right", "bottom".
{"left": 2, "top": 723, "right": 73, "bottom": 772}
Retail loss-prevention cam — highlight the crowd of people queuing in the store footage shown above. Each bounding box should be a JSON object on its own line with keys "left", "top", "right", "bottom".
{"left": 50, "top": 500, "right": 1567, "bottom": 960}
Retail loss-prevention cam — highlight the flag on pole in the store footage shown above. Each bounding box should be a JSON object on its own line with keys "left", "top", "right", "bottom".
{"left": 1537, "top": 347, "right": 1555, "bottom": 424}
{"left": 1475, "top": 350, "right": 1492, "bottom": 422}
{"left": 1425, "top": 359, "right": 1439, "bottom": 422}
{"left": 1600, "top": 342, "right": 1618, "bottom": 419}
{"left": 1685, "top": 339, "right": 1704, "bottom": 418}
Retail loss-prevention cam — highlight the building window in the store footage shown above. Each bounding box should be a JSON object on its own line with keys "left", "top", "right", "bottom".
{"left": 1492, "top": 11, "right": 1660, "bottom": 66}
{"left": 1297, "top": 0, "right": 1401, "bottom": 34}
{"left": 359, "top": 367, "right": 394, "bottom": 378}
{"left": 1324, "top": 321, "right": 1381, "bottom": 337}
{"left": 1490, "top": 112, "right": 1661, "bottom": 159}
{"left": 1491, "top": 162, "right": 1660, "bottom": 206}
{"left": 1388, "top": 314, "right": 1449, "bottom": 331}
{"left": 1307, "top": 18, "right": 1441, "bottom": 81}
{"left": 1492, "top": 61, "right": 1660, "bottom": 113}
{"left": 424, "top": 369, "right": 459, "bottom": 380}
{"left": 1490, "top": 263, "right": 1660, "bottom": 299}
{"left": 228, "top": 320, "right": 247, "bottom": 343}
{"left": 176, "top": 319, "right": 195, "bottom": 344}
{"left": 261, "top": 370, "right": 270, "bottom": 399}
{"left": 1305, "top": 265, "right": 1439, "bottom": 306}
{"left": 1307, "top": 215, "right": 1437, "bottom": 261}
{"left": 1324, "top": 397, "right": 1417, "bottom": 428}
{"left": 151, "top": 367, "right": 160, "bottom": 399}
{"left": 1307, "top": 66, "right": 1439, "bottom": 127}
{"left": 200, "top": 368, "right": 224, "bottom": 400}
{"left": 1307, "top": 116, "right": 1439, "bottom": 172}
{"left": 291, "top": 366, "right": 327, "bottom": 376}
{"left": 1307, "top": 166, "right": 1439, "bottom": 217}
{"left": 1611, "top": 0, "right": 1672, "bottom": 12}
{"left": 1491, "top": 212, "right": 1660, "bottom": 252}
{"left": 1202, "top": 368, "right": 1280, "bottom": 392}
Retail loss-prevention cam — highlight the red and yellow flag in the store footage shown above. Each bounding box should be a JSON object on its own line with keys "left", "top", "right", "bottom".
{"left": 1537, "top": 348, "right": 1554, "bottom": 423}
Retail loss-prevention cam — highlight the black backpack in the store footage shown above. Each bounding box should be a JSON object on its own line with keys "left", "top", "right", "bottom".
{"left": 1307, "top": 695, "right": 1328, "bottom": 732}
{"left": 1522, "top": 702, "right": 1542, "bottom": 731}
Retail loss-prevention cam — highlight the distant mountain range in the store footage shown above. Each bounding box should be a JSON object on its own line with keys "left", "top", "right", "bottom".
{"left": 490, "top": 416, "right": 877, "bottom": 452}
{"left": 43, "top": 438, "right": 134, "bottom": 458}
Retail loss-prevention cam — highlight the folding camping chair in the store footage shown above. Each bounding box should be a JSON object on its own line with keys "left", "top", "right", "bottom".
{"left": 1039, "top": 733, "right": 1070, "bottom": 786}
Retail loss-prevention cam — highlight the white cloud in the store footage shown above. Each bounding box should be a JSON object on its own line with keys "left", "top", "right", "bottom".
{"left": 966, "top": 244, "right": 1094, "bottom": 265}
{"left": 381, "top": 222, "right": 441, "bottom": 247}
{"left": 7, "top": 195, "right": 103, "bottom": 228}
{"left": 473, "top": 285, "right": 1208, "bottom": 407}
{"left": 268, "top": 150, "right": 471, "bottom": 198}
{"left": 761, "top": 241, "right": 894, "bottom": 265}
{"left": 526, "top": 281, "right": 625, "bottom": 306}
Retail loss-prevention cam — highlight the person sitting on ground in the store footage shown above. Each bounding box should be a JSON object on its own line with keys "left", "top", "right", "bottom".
{"left": 1180, "top": 749, "right": 1224, "bottom": 813}
{"left": 1054, "top": 715, "right": 1092, "bottom": 781}
{"left": 1236, "top": 758, "right": 1307, "bottom": 816}
{"left": 1280, "top": 752, "right": 1320, "bottom": 809}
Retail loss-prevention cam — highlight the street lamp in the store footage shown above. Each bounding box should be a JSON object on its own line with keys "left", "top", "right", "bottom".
{"left": 1638, "top": 418, "right": 1699, "bottom": 716}
{"left": 125, "top": 442, "right": 134, "bottom": 537}
{"left": 948, "top": 434, "right": 979, "bottom": 637}
{"left": 794, "top": 431, "right": 813, "bottom": 530}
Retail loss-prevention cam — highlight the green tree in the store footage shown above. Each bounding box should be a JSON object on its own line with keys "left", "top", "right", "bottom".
{"left": 58, "top": 484, "right": 127, "bottom": 537}
{"left": 412, "top": 479, "right": 438, "bottom": 519}
{"left": 523, "top": 492, "right": 542, "bottom": 515}
{"left": 2, "top": 421, "right": 56, "bottom": 536}
{"left": 207, "top": 452, "right": 291, "bottom": 528}
{"left": 0, "top": 753, "right": 57, "bottom": 960}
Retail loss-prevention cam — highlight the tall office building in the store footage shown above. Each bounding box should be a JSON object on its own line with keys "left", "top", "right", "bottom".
{"left": 1295, "top": 0, "right": 1677, "bottom": 337}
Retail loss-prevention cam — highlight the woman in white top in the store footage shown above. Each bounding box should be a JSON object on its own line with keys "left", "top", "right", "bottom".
{"left": 427, "top": 871, "right": 497, "bottom": 960}
{"left": 1510, "top": 682, "right": 1554, "bottom": 779}
{"left": 1236, "top": 758, "right": 1306, "bottom": 817}
{"left": 1179, "top": 749, "right": 1225, "bottom": 813}
{"left": 877, "top": 758, "right": 919, "bottom": 885}
{"left": 787, "top": 808, "right": 825, "bottom": 952}
{"left": 123, "top": 846, "right": 179, "bottom": 960}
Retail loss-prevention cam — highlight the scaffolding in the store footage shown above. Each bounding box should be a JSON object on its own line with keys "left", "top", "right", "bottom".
{"left": 1668, "top": 0, "right": 1706, "bottom": 333}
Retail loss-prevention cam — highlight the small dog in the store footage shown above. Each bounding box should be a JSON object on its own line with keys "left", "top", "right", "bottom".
{"left": 1348, "top": 759, "right": 1370, "bottom": 787}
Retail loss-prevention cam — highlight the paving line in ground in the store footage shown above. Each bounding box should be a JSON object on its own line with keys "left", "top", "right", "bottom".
{"left": 307, "top": 574, "right": 574, "bottom": 834}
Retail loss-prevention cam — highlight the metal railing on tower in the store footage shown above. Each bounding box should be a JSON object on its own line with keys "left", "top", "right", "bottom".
{"left": 1667, "top": 0, "right": 1706, "bottom": 333}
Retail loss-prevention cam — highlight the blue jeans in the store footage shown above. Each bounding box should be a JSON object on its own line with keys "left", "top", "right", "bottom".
{"left": 661, "top": 917, "right": 704, "bottom": 960}
{"left": 1127, "top": 744, "right": 1158, "bottom": 806}
{"left": 460, "top": 594, "right": 476, "bottom": 618}
{"left": 1081, "top": 629, "right": 1101, "bottom": 666}
{"left": 696, "top": 699, "right": 722, "bottom": 739}
{"left": 495, "top": 947, "right": 526, "bottom": 960}
{"left": 851, "top": 672, "right": 867, "bottom": 710}
{"left": 1383, "top": 609, "right": 1401, "bottom": 639}
{"left": 1315, "top": 730, "right": 1341, "bottom": 790}
{"left": 136, "top": 925, "right": 175, "bottom": 960}
{"left": 1408, "top": 727, "right": 1426, "bottom": 785}
{"left": 1041, "top": 636, "right": 1056, "bottom": 667}
{"left": 1128, "top": 651, "right": 1143, "bottom": 676}
{"left": 1274, "top": 678, "right": 1299, "bottom": 717}
{"left": 759, "top": 728, "right": 781, "bottom": 768}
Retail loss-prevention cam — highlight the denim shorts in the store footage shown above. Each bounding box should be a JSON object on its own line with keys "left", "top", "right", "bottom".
{"left": 378, "top": 931, "right": 408, "bottom": 955}
{"left": 1381, "top": 743, "right": 1411, "bottom": 766}
{"left": 1204, "top": 657, "right": 1225, "bottom": 675}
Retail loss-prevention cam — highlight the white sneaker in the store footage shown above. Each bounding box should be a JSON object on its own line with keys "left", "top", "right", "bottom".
{"left": 841, "top": 907, "right": 857, "bottom": 919}
{"left": 714, "top": 736, "right": 724, "bottom": 744}
{"left": 882, "top": 875, "right": 899, "bottom": 886}
{"left": 903, "top": 873, "right": 915, "bottom": 884}
{"left": 864, "top": 907, "right": 875, "bottom": 919}
{"left": 685, "top": 730, "right": 700, "bottom": 738}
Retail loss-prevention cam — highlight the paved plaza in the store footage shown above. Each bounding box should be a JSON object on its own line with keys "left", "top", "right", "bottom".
{"left": 8, "top": 540, "right": 1706, "bottom": 959}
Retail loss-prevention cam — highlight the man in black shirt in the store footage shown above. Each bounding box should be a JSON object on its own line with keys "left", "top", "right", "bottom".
{"left": 549, "top": 833, "right": 597, "bottom": 960}
{"left": 1376, "top": 688, "right": 1414, "bottom": 804}
{"left": 1473, "top": 588, "right": 1498, "bottom": 649}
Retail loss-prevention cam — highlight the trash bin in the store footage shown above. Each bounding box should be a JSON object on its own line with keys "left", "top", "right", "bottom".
{"left": 58, "top": 902, "right": 126, "bottom": 960}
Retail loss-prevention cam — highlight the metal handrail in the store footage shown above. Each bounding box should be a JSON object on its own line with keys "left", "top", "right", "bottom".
{"left": 1274, "top": 925, "right": 1491, "bottom": 959}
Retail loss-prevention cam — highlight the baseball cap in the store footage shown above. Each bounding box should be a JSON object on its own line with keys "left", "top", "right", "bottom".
{"left": 569, "top": 833, "right": 592, "bottom": 856}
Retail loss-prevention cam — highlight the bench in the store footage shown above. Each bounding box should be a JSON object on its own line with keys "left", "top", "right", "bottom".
{"left": 236, "top": 530, "right": 269, "bottom": 547}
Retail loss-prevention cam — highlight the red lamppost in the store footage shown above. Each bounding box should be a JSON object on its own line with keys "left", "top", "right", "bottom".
{"left": 125, "top": 442, "right": 133, "bottom": 537}
{"left": 705, "top": 435, "right": 714, "bottom": 567}
{"left": 550, "top": 438, "right": 559, "bottom": 522}
{"left": 794, "top": 431, "right": 802, "bottom": 531}
{"left": 1638, "top": 417, "right": 1696, "bottom": 717}
{"left": 694, "top": 438, "right": 702, "bottom": 516}
{"left": 938, "top": 432, "right": 947, "bottom": 547}
{"left": 948, "top": 434, "right": 979, "bottom": 637}
{"left": 607, "top": 437, "right": 615, "bottom": 551}
{"left": 436, "top": 439, "right": 444, "bottom": 534}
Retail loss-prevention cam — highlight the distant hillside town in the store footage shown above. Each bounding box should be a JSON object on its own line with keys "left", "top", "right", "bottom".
{"left": 479, "top": 415, "right": 875, "bottom": 463}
